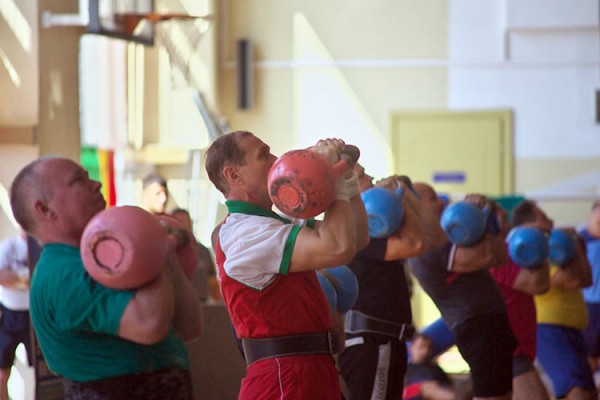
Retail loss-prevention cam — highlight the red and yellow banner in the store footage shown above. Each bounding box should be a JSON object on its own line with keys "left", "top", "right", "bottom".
{"left": 81, "top": 147, "right": 117, "bottom": 206}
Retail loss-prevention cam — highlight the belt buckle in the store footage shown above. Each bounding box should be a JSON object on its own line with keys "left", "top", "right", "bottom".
{"left": 327, "top": 331, "right": 335, "bottom": 355}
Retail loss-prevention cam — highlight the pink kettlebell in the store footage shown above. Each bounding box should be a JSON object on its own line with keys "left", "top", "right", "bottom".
{"left": 81, "top": 206, "right": 168, "bottom": 290}
{"left": 268, "top": 145, "right": 360, "bottom": 218}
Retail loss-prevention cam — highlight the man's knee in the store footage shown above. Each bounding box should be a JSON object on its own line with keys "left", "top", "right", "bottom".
{"left": 566, "top": 385, "right": 596, "bottom": 400}
{"left": 513, "top": 369, "right": 550, "bottom": 400}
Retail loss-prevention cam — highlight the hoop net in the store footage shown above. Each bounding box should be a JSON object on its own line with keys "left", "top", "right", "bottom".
{"left": 155, "top": 16, "right": 213, "bottom": 89}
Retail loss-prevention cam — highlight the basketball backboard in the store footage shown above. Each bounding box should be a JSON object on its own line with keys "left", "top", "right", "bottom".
{"left": 88, "top": 0, "right": 156, "bottom": 45}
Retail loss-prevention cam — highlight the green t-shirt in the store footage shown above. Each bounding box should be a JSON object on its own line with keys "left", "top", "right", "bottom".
{"left": 31, "top": 244, "right": 189, "bottom": 382}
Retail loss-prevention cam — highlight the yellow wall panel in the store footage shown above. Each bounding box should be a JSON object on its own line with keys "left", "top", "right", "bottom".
{"left": 391, "top": 110, "right": 514, "bottom": 196}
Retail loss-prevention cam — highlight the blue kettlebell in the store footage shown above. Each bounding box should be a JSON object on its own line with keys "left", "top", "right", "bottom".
{"left": 360, "top": 187, "right": 405, "bottom": 238}
{"left": 507, "top": 227, "right": 549, "bottom": 269}
{"left": 322, "top": 266, "right": 359, "bottom": 314}
{"left": 420, "top": 318, "right": 455, "bottom": 358}
{"left": 548, "top": 229, "right": 575, "bottom": 266}
{"left": 316, "top": 271, "right": 337, "bottom": 315}
{"left": 440, "top": 202, "right": 488, "bottom": 246}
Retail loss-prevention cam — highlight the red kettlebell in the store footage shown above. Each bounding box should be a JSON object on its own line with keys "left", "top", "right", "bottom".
{"left": 80, "top": 206, "right": 168, "bottom": 290}
{"left": 155, "top": 214, "right": 200, "bottom": 280}
{"left": 268, "top": 145, "right": 360, "bottom": 218}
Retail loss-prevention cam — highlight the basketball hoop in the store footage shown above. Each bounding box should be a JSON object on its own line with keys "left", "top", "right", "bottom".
{"left": 144, "top": 14, "right": 215, "bottom": 89}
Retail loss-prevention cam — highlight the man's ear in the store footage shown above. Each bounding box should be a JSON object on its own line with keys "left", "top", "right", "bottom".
{"left": 34, "top": 200, "right": 55, "bottom": 220}
{"left": 223, "top": 165, "right": 242, "bottom": 185}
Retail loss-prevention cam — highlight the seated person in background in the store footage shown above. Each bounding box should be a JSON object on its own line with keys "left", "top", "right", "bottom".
{"left": 403, "top": 333, "right": 456, "bottom": 400}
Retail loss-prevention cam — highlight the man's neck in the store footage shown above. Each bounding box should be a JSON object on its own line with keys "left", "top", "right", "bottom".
{"left": 226, "top": 190, "right": 272, "bottom": 211}
{"left": 37, "top": 230, "right": 81, "bottom": 248}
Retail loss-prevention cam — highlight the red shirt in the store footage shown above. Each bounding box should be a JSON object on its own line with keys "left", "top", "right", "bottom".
{"left": 215, "top": 209, "right": 339, "bottom": 399}
{"left": 489, "top": 254, "right": 537, "bottom": 361}
{"left": 215, "top": 217, "right": 331, "bottom": 339}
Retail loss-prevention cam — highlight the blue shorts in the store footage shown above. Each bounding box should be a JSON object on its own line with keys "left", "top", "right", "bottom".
{"left": 537, "top": 324, "right": 595, "bottom": 398}
{"left": 0, "top": 304, "right": 31, "bottom": 369}
{"left": 582, "top": 303, "right": 600, "bottom": 357}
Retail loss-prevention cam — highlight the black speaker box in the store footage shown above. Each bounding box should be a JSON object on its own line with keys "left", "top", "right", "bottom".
{"left": 236, "top": 39, "right": 254, "bottom": 110}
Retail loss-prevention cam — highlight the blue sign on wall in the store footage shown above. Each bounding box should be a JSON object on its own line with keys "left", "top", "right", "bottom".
{"left": 432, "top": 171, "right": 466, "bottom": 184}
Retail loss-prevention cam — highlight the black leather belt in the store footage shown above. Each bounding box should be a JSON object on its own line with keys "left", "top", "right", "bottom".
{"left": 241, "top": 332, "right": 340, "bottom": 366}
{"left": 344, "top": 310, "right": 415, "bottom": 341}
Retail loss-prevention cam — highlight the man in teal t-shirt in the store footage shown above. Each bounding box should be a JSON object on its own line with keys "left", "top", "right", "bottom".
{"left": 10, "top": 157, "right": 202, "bottom": 399}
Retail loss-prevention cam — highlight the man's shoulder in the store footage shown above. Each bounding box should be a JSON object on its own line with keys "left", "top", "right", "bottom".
{"left": 36, "top": 244, "right": 85, "bottom": 276}
{"left": 223, "top": 212, "right": 290, "bottom": 232}
{"left": 219, "top": 213, "right": 297, "bottom": 259}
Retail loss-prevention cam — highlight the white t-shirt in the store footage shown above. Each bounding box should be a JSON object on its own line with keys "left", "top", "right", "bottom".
{"left": 0, "top": 235, "right": 30, "bottom": 310}
{"left": 219, "top": 213, "right": 301, "bottom": 289}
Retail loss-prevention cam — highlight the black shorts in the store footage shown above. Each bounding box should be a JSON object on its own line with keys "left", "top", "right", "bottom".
{"left": 0, "top": 304, "right": 31, "bottom": 369}
{"left": 454, "top": 313, "right": 517, "bottom": 397}
{"left": 63, "top": 367, "right": 193, "bottom": 400}
{"left": 339, "top": 333, "right": 407, "bottom": 400}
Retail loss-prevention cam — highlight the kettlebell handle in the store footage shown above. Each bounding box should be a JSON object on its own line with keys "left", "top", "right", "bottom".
{"left": 340, "top": 145, "right": 360, "bottom": 166}
{"left": 332, "top": 145, "right": 360, "bottom": 177}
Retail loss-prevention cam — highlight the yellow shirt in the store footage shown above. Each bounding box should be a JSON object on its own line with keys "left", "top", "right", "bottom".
{"left": 535, "top": 266, "right": 588, "bottom": 329}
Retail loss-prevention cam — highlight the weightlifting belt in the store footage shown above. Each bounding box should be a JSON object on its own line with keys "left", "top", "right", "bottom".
{"left": 344, "top": 310, "right": 415, "bottom": 341}
{"left": 241, "top": 331, "right": 340, "bottom": 366}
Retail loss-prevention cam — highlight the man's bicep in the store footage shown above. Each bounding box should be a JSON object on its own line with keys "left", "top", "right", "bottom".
{"left": 289, "top": 228, "right": 331, "bottom": 272}
{"left": 289, "top": 227, "right": 352, "bottom": 272}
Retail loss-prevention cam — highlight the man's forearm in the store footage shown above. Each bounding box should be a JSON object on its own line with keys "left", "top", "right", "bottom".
{"left": 320, "top": 199, "right": 358, "bottom": 262}
{"left": 452, "top": 233, "right": 497, "bottom": 273}
{"left": 349, "top": 195, "right": 369, "bottom": 250}
{"left": 119, "top": 266, "right": 176, "bottom": 344}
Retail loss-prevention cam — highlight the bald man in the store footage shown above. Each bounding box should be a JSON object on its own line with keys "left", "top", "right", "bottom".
{"left": 411, "top": 183, "right": 445, "bottom": 220}
{"left": 10, "top": 157, "right": 202, "bottom": 400}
